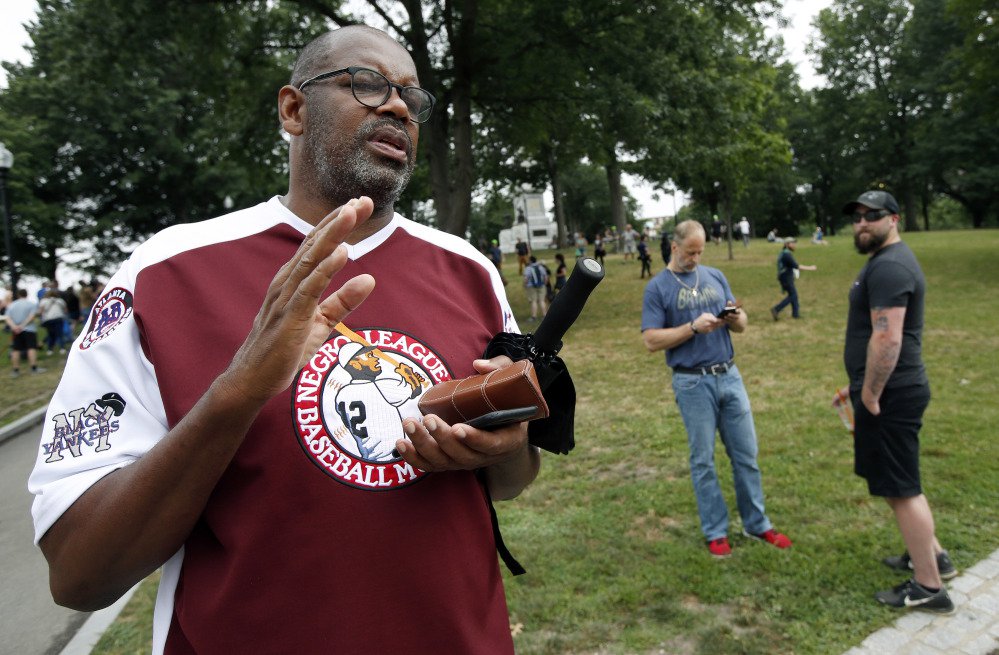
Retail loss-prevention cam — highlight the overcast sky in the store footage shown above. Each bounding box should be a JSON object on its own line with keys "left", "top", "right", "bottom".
{"left": 0, "top": 0, "right": 831, "bottom": 218}
{"left": 1, "top": 0, "right": 38, "bottom": 88}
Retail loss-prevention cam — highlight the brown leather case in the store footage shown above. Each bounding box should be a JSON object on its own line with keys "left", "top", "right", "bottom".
{"left": 418, "top": 359, "right": 549, "bottom": 425}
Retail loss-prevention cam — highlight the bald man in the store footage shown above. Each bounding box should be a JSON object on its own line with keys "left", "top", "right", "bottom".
{"left": 30, "top": 26, "right": 540, "bottom": 653}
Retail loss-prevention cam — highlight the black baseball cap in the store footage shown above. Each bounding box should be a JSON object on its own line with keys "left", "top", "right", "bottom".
{"left": 842, "top": 190, "right": 900, "bottom": 215}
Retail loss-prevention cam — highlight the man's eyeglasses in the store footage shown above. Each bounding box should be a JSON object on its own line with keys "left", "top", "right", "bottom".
{"left": 851, "top": 208, "right": 892, "bottom": 223}
{"left": 297, "top": 66, "right": 436, "bottom": 124}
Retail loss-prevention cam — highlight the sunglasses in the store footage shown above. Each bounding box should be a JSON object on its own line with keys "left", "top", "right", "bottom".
{"left": 851, "top": 209, "right": 892, "bottom": 223}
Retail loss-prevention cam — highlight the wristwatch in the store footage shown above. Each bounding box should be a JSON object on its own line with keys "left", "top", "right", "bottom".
{"left": 689, "top": 321, "right": 699, "bottom": 334}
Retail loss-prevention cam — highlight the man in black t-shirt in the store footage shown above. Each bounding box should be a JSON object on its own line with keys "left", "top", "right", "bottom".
{"left": 842, "top": 190, "right": 955, "bottom": 615}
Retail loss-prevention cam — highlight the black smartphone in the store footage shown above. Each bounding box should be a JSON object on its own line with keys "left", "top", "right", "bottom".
{"left": 716, "top": 306, "right": 739, "bottom": 318}
{"left": 466, "top": 406, "right": 539, "bottom": 430}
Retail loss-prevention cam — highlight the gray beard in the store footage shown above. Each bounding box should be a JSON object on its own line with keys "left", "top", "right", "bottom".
{"left": 304, "top": 116, "right": 414, "bottom": 212}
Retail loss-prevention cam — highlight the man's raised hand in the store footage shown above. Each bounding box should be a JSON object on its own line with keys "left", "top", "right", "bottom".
{"left": 221, "top": 197, "right": 376, "bottom": 405}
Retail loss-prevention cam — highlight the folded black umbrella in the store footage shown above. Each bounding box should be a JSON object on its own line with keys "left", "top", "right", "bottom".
{"left": 483, "top": 257, "right": 604, "bottom": 455}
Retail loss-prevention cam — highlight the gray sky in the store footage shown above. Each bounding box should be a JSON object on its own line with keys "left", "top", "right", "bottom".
{"left": 0, "top": 0, "right": 38, "bottom": 88}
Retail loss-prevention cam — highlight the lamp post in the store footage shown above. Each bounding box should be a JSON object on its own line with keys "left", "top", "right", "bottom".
{"left": 0, "top": 142, "right": 16, "bottom": 292}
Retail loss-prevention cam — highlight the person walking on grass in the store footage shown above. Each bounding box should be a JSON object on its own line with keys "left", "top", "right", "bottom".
{"left": 38, "top": 288, "right": 69, "bottom": 355}
{"left": 488, "top": 238, "right": 508, "bottom": 286}
{"left": 770, "top": 237, "right": 816, "bottom": 320}
{"left": 621, "top": 224, "right": 638, "bottom": 261}
{"left": 5, "top": 289, "right": 45, "bottom": 376}
{"left": 637, "top": 234, "right": 652, "bottom": 278}
{"left": 553, "top": 253, "right": 567, "bottom": 294}
{"left": 841, "top": 189, "right": 956, "bottom": 614}
{"left": 523, "top": 255, "right": 549, "bottom": 322}
{"left": 738, "top": 217, "right": 750, "bottom": 247}
{"left": 641, "top": 220, "right": 792, "bottom": 559}
{"left": 515, "top": 237, "right": 530, "bottom": 275}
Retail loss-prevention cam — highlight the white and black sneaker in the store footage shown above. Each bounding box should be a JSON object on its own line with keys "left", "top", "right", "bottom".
{"left": 875, "top": 578, "right": 955, "bottom": 614}
{"left": 883, "top": 550, "right": 957, "bottom": 580}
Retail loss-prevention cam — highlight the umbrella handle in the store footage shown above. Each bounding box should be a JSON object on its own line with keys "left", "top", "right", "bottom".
{"left": 532, "top": 257, "right": 605, "bottom": 355}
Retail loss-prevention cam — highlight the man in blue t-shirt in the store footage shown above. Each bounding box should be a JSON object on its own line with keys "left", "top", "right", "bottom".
{"left": 641, "top": 220, "right": 791, "bottom": 559}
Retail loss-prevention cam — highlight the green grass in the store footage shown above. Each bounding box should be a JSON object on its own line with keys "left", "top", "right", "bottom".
{"left": 498, "top": 231, "right": 999, "bottom": 654}
{"left": 18, "top": 231, "right": 999, "bottom": 655}
{"left": 90, "top": 571, "right": 161, "bottom": 654}
{"left": 0, "top": 341, "right": 67, "bottom": 427}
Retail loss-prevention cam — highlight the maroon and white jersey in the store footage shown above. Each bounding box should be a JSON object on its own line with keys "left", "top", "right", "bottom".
{"left": 29, "top": 197, "right": 520, "bottom": 654}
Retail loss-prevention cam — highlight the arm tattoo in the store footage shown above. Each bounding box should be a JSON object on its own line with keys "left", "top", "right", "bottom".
{"left": 864, "top": 307, "right": 903, "bottom": 398}
{"left": 866, "top": 341, "right": 900, "bottom": 396}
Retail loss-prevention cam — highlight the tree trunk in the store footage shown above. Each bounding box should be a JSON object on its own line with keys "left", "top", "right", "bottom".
{"left": 605, "top": 154, "right": 625, "bottom": 234}
{"left": 901, "top": 184, "right": 919, "bottom": 232}
{"left": 402, "top": 0, "right": 476, "bottom": 238}
{"left": 546, "top": 147, "right": 568, "bottom": 248}
{"left": 724, "top": 195, "right": 734, "bottom": 261}
{"left": 46, "top": 243, "right": 59, "bottom": 284}
{"left": 442, "top": 75, "right": 474, "bottom": 236}
{"left": 971, "top": 207, "right": 985, "bottom": 228}
{"left": 424, "top": 110, "right": 452, "bottom": 230}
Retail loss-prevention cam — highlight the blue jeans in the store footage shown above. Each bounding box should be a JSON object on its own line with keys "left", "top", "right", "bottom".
{"left": 672, "top": 365, "right": 772, "bottom": 541}
{"left": 774, "top": 279, "right": 799, "bottom": 317}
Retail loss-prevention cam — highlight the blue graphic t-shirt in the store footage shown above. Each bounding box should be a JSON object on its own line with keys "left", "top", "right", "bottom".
{"left": 641, "top": 265, "right": 736, "bottom": 369}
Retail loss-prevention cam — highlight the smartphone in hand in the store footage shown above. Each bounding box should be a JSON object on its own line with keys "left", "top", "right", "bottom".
{"left": 466, "top": 406, "right": 539, "bottom": 430}
{"left": 716, "top": 305, "right": 740, "bottom": 318}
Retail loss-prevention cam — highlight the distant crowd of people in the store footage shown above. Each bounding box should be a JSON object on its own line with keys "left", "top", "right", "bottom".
{"left": 2, "top": 278, "right": 104, "bottom": 376}
{"left": 485, "top": 218, "right": 847, "bottom": 323}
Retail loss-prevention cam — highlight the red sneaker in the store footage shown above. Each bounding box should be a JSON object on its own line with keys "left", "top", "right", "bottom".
{"left": 707, "top": 537, "right": 732, "bottom": 559}
{"left": 743, "top": 528, "right": 792, "bottom": 549}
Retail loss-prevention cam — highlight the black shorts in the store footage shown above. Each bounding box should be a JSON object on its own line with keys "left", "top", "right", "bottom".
{"left": 852, "top": 384, "right": 930, "bottom": 497}
{"left": 12, "top": 330, "right": 39, "bottom": 353}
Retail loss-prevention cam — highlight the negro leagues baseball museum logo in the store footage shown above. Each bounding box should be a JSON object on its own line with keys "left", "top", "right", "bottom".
{"left": 44, "top": 393, "right": 127, "bottom": 463}
{"left": 80, "top": 287, "right": 134, "bottom": 350}
{"left": 292, "top": 329, "right": 452, "bottom": 490}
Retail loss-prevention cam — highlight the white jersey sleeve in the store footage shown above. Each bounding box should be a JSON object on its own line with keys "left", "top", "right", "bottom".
{"left": 27, "top": 256, "right": 169, "bottom": 545}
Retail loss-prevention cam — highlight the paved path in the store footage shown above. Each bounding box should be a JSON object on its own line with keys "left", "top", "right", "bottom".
{"left": 845, "top": 549, "right": 999, "bottom": 655}
{"left": 0, "top": 420, "right": 89, "bottom": 655}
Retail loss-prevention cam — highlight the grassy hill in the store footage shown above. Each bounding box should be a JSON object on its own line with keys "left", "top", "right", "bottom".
{"left": 77, "top": 229, "right": 999, "bottom": 654}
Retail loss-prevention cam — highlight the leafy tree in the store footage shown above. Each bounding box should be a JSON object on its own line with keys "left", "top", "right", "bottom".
{"left": 559, "top": 159, "right": 638, "bottom": 241}
{"left": 656, "top": 4, "right": 791, "bottom": 257}
{"left": 947, "top": 0, "right": 999, "bottom": 124}
{"left": 805, "top": 0, "right": 997, "bottom": 229}
{"left": 0, "top": 0, "right": 318, "bottom": 278}
{"left": 469, "top": 0, "right": 594, "bottom": 248}
{"left": 922, "top": 0, "right": 999, "bottom": 227}
{"left": 467, "top": 187, "right": 517, "bottom": 252}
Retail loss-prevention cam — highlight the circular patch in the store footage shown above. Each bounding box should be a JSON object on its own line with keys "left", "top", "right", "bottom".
{"left": 293, "top": 329, "right": 453, "bottom": 490}
{"left": 80, "top": 287, "right": 134, "bottom": 350}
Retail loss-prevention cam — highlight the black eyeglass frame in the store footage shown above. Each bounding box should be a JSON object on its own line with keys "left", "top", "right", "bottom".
{"left": 851, "top": 208, "right": 892, "bottom": 223}
{"left": 297, "top": 66, "right": 436, "bottom": 124}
